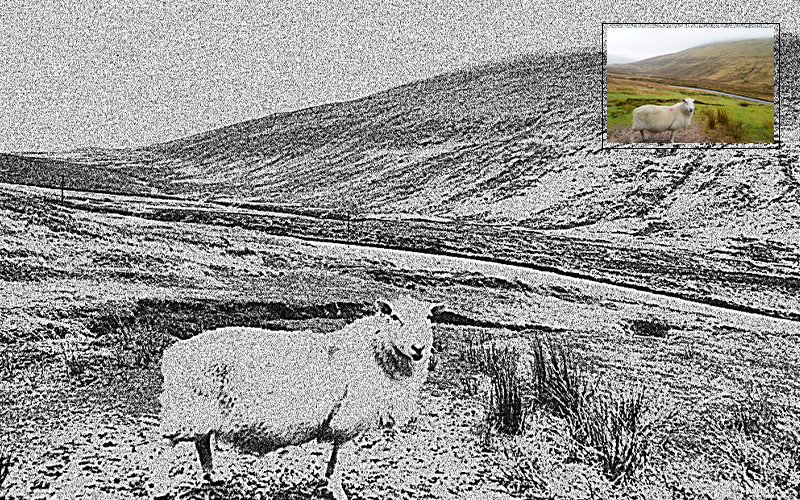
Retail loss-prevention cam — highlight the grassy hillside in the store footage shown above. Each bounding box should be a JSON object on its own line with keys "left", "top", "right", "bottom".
{"left": 2, "top": 183, "right": 800, "bottom": 499}
{"left": 606, "top": 75, "right": 775, "bottom": 143}
{"left": 607, "top": 38, "right": 774, "bottom": 102}
{"left": 1, "top": 46, "right": 798, "bottom": 319}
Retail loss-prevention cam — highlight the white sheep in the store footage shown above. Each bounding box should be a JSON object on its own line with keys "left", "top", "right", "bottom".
{"left": 630, "top": 98, "right": 696, "bottom": 143}
{"left": 150, "top": 297, "right": 445, "bottom": 500}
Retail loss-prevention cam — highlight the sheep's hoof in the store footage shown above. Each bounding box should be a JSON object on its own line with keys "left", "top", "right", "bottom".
{"left": 322, "top": 478, "right": 348, "bottom": 500}
{"left": 147, "top": 480, "right": 172, "bottom": 500}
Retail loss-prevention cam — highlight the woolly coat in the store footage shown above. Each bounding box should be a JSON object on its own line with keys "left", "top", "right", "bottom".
{"left": 159, "top": 303, "right": 433, "bottom": 454}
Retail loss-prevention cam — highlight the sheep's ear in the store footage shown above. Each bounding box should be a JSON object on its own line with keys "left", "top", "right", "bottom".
{"left": 375, "top": 300, "right": 393, "bottom": 316}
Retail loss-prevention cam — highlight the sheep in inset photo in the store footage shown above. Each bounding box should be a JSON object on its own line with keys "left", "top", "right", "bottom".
{"left": 150, "top": 296, "right": 445, "bottom": 500}
{"left": 631, "top": 98, "right": 696, "bottom": 143}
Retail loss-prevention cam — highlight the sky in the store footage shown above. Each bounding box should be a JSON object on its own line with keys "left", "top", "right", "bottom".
{"left": 606, "top": 26, "right": 775, "bottom": 64}
{"left": 0, "top": 1, "right": 785, "bottom": 153}
{"left": 0, "top": 0, "right": 552, "bottom": 152}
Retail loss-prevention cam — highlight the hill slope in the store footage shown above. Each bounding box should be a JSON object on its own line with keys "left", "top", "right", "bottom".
{"left": 1, "top": 43, "right": 799, "bottom": 317}
{"left": 607, "top": 38, "right": 774, "bottom": 101}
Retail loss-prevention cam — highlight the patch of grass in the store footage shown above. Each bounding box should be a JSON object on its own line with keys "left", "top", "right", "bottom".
{"left": 722, "top": 383, "right": 777, "bottom": 437}
{"left": 483, "top": 334, "right": 661, "bottom": 484}
{"left": 705, "top": 108, "right": 717, "bottom": 130}
{"left": 568, "top": 387, "right": 660, "bottom": 484}
{"left": 107, "top": 310, "right": 173, "bottom": 369}
{"left": 727, "top": 119, "right": 746, "bottom": 142}
{"left": 60, "top": 342, "right": 89, "bottom": 379}
{"left": 465, "top": 336, "right": 528, "bottom": 437}
{"left": 0, "top": 449, "right": 11, "bottom": 499}
{"left": 529, "top": 336, "right": 593, "bottom": 419}
{"left": 716, "top": 108, "right": 731, "bottom": 127}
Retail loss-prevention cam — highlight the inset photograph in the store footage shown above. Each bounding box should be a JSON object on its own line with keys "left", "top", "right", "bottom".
{"left": 605, "top": 25, "right": 775, "bottom": 145}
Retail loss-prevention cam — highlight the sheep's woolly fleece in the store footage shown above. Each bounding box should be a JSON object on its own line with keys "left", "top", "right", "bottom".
{"left": 155, "top": 297, "right": 441, "bottom": 499}
{"left": 631, "top": 98, "right": 696, "bottom": 143}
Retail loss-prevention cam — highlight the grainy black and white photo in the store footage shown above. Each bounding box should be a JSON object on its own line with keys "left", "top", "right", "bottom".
{"left": 0, "top": 1, "right": 798, "bottom": 499}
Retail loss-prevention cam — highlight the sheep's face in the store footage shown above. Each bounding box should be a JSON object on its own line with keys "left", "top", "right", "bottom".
{"left": 683, "top": 98, "right": 695, "bottom": 114}
{"left": 373, "top": 297, "right": 445, "bottom": 379}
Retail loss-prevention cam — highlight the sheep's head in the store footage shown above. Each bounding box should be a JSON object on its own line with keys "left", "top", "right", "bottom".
{"left": 372, "top": 297, "right": 446, "bottom": 380}
{"left": 683, "top": 98, "right": 696, "bottom": 114}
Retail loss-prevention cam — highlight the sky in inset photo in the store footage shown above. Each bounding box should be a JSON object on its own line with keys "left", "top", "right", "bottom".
{"left": 607, "top": 26, "right": 775, "bottom": 64}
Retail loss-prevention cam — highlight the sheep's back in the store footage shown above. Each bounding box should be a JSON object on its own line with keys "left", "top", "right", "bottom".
{"left": 159, "top": 327, "right": 346, "bottom": 443}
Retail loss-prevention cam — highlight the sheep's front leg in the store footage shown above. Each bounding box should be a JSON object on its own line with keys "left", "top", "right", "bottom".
{"left": 195, "top": 432, "right": 224, "bottom": 486}
{"left": 630, "top": 129, "right": 636, "bottom": 143}
{"left": 669, "top": 130, "right": 676, "bottom": 143}
{"left": 324, "top": 441, "right": 351, "bottom": 500}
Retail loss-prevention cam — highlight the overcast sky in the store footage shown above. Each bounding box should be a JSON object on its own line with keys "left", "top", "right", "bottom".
{"left": 0, "top": 0, "right": 555, "bottom": 152}
{"left": 0, "top": 1, "right": 783, "bottom": 152}
{"left": 606, "top": 26, "right": 775, "bottom": 64}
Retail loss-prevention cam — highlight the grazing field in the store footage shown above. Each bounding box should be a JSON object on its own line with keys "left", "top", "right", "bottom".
{"left": 607, "top": 75, "right": 775, "bottom": 143}
{"left": 1, "top": 184, "right": 799, "bottom": 499}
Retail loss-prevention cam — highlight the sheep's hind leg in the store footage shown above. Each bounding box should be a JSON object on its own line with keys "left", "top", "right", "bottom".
{"left": 324, "top": 441, "right": 350, "bottom": 500}
{"left": 150, "top": 437, "right": 178, "bottom": 500}
{"left": 195, "top": 432, "right": 224, "bottom": 486}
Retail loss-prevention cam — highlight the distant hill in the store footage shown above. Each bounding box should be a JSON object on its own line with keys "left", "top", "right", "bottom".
{"left": 1, "top": 44, "right": 799, "bottom": 319}
{"left": 0, "top": 46, "right": 796, "bottom": 244}
{"left": 607, "top": 38, "right": 774, "bottom": 101}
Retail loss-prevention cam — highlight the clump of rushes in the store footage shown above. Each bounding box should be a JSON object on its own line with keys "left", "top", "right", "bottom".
{"left": 486, "top": 345, "right": 528, "bottom": 436}
{"left": 60, "top": 342, "right": 89, "bottom": 379}
{"left": 716, "top": 108, "right": 731, "bottom": 127}
{"left": 568, "top": 387, "right": 659, "bottom": 483}
{"left": 529, "top": 334, "right": 593, "bottom": 419}
{"left": 112, "top": 312, "right": 172, "bottom": 368}
{"left": 0, "top": 449, "right": 11, "bottom": 499}
{"left": 706, "top": 108, "right": 718, "bottom": 130}
{"left": 727, "top": 119, "right": 745, "bottom": 142}
{"left": 465, "top": 334, "right": 528, "bottom": 436}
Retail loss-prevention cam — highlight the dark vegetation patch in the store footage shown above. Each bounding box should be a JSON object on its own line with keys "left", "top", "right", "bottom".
{"left": 629, "top": 318, "right": 671, "bottom": 338}
{"left": 546, "top": 284, "right": 598, "bottom": 305}
{"left": 87, "top": 299, "right": 376, "bottom": 339}
{"left": 0, "top": 260, "right": 66, "bottom": 282}
{"left": 366, "top": 268, "right": 535, "bottom": 294}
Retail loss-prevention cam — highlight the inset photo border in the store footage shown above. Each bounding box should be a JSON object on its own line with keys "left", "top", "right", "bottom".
{"left": 602, "top": 22, "right": 779, "bottom": 149}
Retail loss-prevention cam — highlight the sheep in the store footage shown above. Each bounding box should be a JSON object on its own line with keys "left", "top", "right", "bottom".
{"left": 630, "top": 98, "right": 696, "bottom": 143}
{"left": 150, "top": 296, "right": 445, "bottom": 500}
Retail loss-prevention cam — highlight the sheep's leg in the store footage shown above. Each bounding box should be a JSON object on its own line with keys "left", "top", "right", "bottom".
{"left": 195, "top": 432, "right": 224, "bottom": 486}
{"left": 669, "top": 130, "right": 676, "bottom": 143}
{"left": 324, "top": 441, "right": 350, "bottom": 500}
{"left": 630, "top": 129, "right": 636, "bottom": 143}
{"left": 150, "top": 437, "right": 178, "bottom": 500}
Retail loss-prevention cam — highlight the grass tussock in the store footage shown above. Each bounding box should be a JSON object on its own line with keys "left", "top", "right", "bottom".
{"left": 60, "top": 343, "right": 90, "bottom": 379}
{"left": 568, "top": 388, "right": 660, "bottom": 484}
{"left": 705, "top": 108, "right": 718, "bottom": 130}
{"left": 727, "top": 119, "right": 745, "bottom": 142}
{"left": 105, "top": 310, "right": 173, "bottom": 369}
{"left": 464, "top": 335, "right": 528, "bottom": 437}
{"left": 704, "top": 108, "right": 753, "bottom": 142}
{"left": 464, "top": 333, "right": 661, "bottom": 485}
{"left": 0, "top": 449, "right": 11, "bottom": 499}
